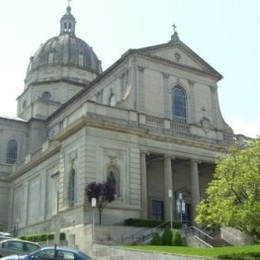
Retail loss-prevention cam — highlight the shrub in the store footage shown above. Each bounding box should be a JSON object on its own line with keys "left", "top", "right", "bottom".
{"left": 172, "top": 230, "right": 183, "bottom": 246}
{"left": 217, "top": 252, "right": 260, "bottom": 260}
{"left": 150, "top": 232, "right": 161, "bottom": 245}
{"left": 59, "top": 232, "right": 66, "bottom": 241}
{"left": 40, "top": 234, "right": 47, "bottom": 241}
{"left": 47, "top": 233, "right": 54, "bottom": 240}
{"left": 161, "top": 226, "right": 173, "bottom": 246}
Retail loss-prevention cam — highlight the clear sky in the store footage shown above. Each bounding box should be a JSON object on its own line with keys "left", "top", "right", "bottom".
{"left": 0, "top": 0, "right": 259, "bottom": 137}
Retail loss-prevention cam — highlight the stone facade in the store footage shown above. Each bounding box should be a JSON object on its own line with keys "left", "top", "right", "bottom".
{"left": 0, "top": 4, "right": 238, "bottom": 253}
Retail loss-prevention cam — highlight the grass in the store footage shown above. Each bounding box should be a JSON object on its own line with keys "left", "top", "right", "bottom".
{"left": 123, "top": 245, "right": 260, "bottom": 258}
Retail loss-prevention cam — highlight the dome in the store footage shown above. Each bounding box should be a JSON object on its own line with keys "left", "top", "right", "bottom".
{"left": 29, "top": 34, "right": 102, "bottom": 74}
{"left": 26, "top": 5, "right": 102, "bottom": 79}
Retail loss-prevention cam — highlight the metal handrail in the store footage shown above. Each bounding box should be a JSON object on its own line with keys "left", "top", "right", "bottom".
{"left": 121, "top": 221, "right": 169, "bottom": 245}
{"left": 186, "top": 226, "right": 215, "bottom": 246}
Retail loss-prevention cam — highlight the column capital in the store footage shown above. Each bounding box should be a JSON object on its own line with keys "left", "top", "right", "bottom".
{"left": 164, "top": 155, "right": 176, "bottom": 160}
{"left": 190, "top": 159, "right": 201, "bottom": 164}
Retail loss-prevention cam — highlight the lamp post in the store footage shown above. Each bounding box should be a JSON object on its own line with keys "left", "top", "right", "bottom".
{"left": 91, "top": 197, "right": 96, "bottom": 245}
{"left": 178, "top": 193, "right": 183, "bottom": 225}
{"left": 168, "top": 189, "right": 173, "bottom": 230}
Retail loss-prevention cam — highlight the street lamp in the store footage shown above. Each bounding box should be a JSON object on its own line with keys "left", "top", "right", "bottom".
{"left": 178, "top": 193, "right": 183, "bottom": 225}
{"left": 91, "top": 197, "right": 96, "bottom": 245}
{"left": 168, "top": 189, "right": 173, "bottom": 230}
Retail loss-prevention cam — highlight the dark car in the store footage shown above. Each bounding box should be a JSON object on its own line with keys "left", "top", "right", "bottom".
{"left": 0, "top": 239, "right": 41, "bottom": 257}
{"left": 0, "top": 246, "right": 93, "bottom": 260}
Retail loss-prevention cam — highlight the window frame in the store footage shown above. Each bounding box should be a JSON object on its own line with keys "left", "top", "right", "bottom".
{"left": 172, "top": 85, "right": 187, "bottom": 123}
{"left": 6, "top": 139, "right": 18, "bottom": 164}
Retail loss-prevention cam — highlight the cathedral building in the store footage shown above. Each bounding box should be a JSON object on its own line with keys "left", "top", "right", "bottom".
{"left": 0, "top": 3, "right": 236, "bottom": 250}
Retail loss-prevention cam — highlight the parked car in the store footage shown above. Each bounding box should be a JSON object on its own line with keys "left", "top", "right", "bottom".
{"left": 0, "top": 236, "right": 12, "bottom": 242}
{"left": 0, "top": 239, "right": 41, "bottom": 257}
{"left": 0, "top": 246, "right": 93, "bottom": 260}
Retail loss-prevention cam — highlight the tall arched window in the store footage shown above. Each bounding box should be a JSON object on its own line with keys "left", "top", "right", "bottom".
{"left": 107, "top": 166, "right": 120, "bottom": 197}
{"left": 109, "top": 94, "right": 116, "bottom": 106}
{"left": 6, "top": 140, "right": 18, "bottom": 164}
{"left": 68, "top": 167, "right": 76, "bottom": 206}
{"left": 172, "top": 86, "right": 187, "bottom": 123}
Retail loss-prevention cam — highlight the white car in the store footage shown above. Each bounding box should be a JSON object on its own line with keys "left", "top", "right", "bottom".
{"left": 0, "top": 246, "right": 93, "bottom": 260}
{"left": 0, "top": 239, "right": 40, "bottom": 258}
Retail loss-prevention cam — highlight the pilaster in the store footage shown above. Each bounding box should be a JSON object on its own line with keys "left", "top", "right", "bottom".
{"left": 140, "top": 152, "right": 148, "bottom": 219}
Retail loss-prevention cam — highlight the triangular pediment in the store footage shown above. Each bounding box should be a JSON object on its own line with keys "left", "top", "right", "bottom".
{"left": 135, "top": 35, "right": 222, "bottom": 80}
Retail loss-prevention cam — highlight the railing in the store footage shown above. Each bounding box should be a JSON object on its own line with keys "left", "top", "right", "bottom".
{"left": 145, "top": 116, "right": 164, "bottom": 128}
{"left": 184, "top": 226, "right": 215, "bottom": 246}
{"left": 121, "top": 221, "right": 168, "bottom": 245}
{"left": 170, "top": 121, "right": 190, "bottom": 133}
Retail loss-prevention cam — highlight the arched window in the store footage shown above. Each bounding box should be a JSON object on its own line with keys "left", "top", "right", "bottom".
{"left": 6, "top": 140, "right": 18, "bottom": 164}
{"left": 41, "top": 91, "right": 51, "bottom": 102}
{"left": 68, "top": 167, "right": 76, "bottom": 206}
{"left": 107, "top": 166, "right": 120, "bottom": 197}
{"left": 109, "top": 94, "right": 116, "bottom": 106}
{"left": 172, "top": 86, "right": 187, "bottom": 123}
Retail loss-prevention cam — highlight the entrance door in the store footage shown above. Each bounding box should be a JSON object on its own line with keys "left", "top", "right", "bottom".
{"left": 151, "top": 200, "right": 164, "bottom": 221}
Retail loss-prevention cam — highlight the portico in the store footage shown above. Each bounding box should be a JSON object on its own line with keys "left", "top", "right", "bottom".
{"left": 140, "top": 151, "right": 215, "bottom": 224}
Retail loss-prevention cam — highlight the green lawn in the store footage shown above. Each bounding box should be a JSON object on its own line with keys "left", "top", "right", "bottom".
{"left": 123, "top": 245, "right": 260, "bottom": 258}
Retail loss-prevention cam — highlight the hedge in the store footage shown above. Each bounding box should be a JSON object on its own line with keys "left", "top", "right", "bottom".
{"left": 19, "top": 232, "right": 66, "bottom": 242}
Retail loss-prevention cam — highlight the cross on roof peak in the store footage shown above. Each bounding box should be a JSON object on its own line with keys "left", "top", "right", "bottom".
{"left": 172, "top": 24, "right": 177, "bottom": 34}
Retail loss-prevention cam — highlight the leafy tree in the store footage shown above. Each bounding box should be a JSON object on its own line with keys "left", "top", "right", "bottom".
{"left": 196, "top": 138, "right": 260, "bottom": 239}
{"left": 161, "top": 226, "right": 173, "bottom": 246}
{"left": 86, "top": 181, "right": 115, "bottom": 224}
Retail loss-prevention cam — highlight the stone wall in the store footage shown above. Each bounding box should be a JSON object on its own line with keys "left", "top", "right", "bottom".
{"left": 221, "top": 227, "right": 253, "bottom": 245}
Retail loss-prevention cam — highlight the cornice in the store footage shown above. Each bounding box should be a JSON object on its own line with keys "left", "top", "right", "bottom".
{"left": 55, "top": 115, "right": 228, "bottom": 154}
{"left": 9, "top": 141, "right": 61, "bottom": 181}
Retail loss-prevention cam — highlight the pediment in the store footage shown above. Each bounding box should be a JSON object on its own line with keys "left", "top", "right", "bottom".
{"left": 136, "top": 39, "right": 222, "bottom": 80}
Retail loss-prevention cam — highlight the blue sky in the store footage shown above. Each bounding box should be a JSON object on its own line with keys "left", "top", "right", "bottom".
{"left": 0, "top": 0, "right": 259, "bottom": 137}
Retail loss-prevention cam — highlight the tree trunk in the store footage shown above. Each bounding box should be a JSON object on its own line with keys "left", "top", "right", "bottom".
{"left": 98, "top": 208, "right": 102, "bottom": 224}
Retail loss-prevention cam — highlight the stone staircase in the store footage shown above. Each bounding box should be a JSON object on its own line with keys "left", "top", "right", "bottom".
{"left": 183, "top": 226, "right": 231, "bottom": 247}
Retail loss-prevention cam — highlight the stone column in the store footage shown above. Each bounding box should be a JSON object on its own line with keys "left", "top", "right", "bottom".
{"left": 164, "top": 156, "right": 173, "bottom": 222}
{"left": 191, "top": 160, "right": 200, "bottom": 221}
{"left": 140, "top": 152, "right": 148, "bottom": 219}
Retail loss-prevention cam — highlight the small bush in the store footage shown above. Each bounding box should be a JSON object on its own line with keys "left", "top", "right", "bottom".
{"left": 150, "top": 232, "right": 161, "bottom": 245}
{"left": 47, "top": 233, "right": 54, "bottom": 240}
{"left": 172, "top": 230, "right": 183, "bottom": 246}
{"left": 59, "top": 232, "right": 66, "bottom": 241}
{"left": 161, "top": 226, "right": 173, "bottom": 246}
{"left": 40, "top": 234, "right": 47, "bottom": 241}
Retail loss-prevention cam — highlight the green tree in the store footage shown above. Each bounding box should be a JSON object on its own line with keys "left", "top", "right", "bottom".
{"left": 196, "top": 138, "right": 260, "bottom": 239}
